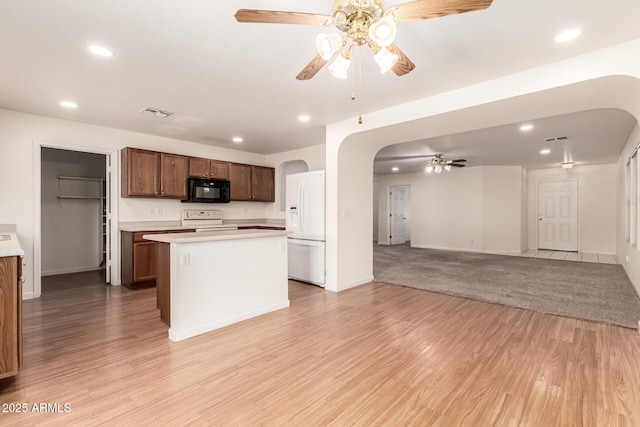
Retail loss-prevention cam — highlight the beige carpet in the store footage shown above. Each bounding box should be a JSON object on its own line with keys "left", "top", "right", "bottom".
{"left": 373, "top": 244, "right": 640, "bottom": 329}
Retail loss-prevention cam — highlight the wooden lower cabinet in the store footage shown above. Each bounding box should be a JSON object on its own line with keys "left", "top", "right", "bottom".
{"left": 121, "top": 230, "right": 194, "bottom": 290}
{"left": 156, "top": 242, "right": 171, "bottom": 326}
{"left": 0, "top": 255, "right": 22, "bottom": 379}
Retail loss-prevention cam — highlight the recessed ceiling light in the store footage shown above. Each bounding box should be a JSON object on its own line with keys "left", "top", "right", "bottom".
{"left": 555, "top": 28, "right": 582, "bottom": 43}
{"left": 59, "top": 100, "right": 78, "bottom": 109}
{"left": 540, "top": 149, "right": 551, "bottom": 155}
{"left": 232, "top": 137, "right": 243, "bottom": 143}
{"left": 520, "top": 124, "right": 534, "bottom": 132}
{"left": 88, "top": 44, "right": 114, "bottom": 57}
{"left": 561, "top": 161, "right": 575, "bottom": 169}
{"left": 298, "top": 115, "right": 311, "bottom": 122}
{"left": 392, "top": 167, "right": 399, "bottom": 172}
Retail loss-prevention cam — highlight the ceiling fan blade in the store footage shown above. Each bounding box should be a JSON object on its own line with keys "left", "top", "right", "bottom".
{"left": 451, "top": 159, "right": 467, "bottom": 163}
{"left": 389, "top": 0, "right": 493, "bottom": 24}
{"left": 235, "top": 9, "right": 334, "bottom": 26}
{"left": 450, "top": 163, "right": 466, "bottom": 167}
{"left": 296, "top": 54, "right": 328, "bottom": 80}
{"left": 387, "top": 44, "right": 416, "bottom": 76}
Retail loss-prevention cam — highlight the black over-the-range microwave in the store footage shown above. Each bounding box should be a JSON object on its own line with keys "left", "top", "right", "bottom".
{"left": 182, "top": 178, "right": 231, "bottom": 203}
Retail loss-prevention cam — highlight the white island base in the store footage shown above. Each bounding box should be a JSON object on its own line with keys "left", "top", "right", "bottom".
{"left": 144, "top": 230, "right": 290, "bottom": 342}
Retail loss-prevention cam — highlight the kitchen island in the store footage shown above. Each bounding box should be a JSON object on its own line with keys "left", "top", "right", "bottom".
{"left": 143, "top": 229, "right": 290, "bottom": 342}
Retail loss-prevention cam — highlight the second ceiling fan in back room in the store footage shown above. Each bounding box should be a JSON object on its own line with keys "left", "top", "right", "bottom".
{"left": 234, "top": 0, "right": 494, "bottom": 81}
{"left": 377, "top": 153, "right": 467, "bottom": 173}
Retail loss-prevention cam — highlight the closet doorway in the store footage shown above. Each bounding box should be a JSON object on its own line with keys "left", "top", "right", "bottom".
{"left": 34, "top": 143, "right": 119, "bottom": 297}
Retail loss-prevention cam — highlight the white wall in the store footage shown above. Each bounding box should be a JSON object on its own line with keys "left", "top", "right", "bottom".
{"left": 376, "top": 166, "right": 524, "bottom": 254}
{"left": 617, "top": 123, "right": 640, "bottom": 295}
{"left": 0, "top": 108, "right": 272, "bottom": 296}
{"left": 41, "top": 148, "right": 106, "bottom": 275}
{"left": 372, "top": 180, "right": 379, "bottom": 242}
{"left": 482, "top": 167, "right": 525, "bottom": 254}
{"left": 527, "top": 164, "right": 618, "bottom": 254}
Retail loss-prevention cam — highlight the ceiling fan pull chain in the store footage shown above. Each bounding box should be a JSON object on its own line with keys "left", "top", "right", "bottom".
{"left": 358, "top": 45, "right": 363, "bottom": 124}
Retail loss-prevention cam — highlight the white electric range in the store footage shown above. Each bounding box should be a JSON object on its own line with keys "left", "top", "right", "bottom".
{"left": 181, "top": 209, "right": 238, "bottom": 232}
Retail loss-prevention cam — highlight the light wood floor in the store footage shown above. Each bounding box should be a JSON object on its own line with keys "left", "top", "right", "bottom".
{"left": 1, "top": 273, "right": 640, "bottom": 426}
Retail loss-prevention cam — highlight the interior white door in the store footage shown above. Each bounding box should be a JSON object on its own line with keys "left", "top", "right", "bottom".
{"left": 390, "top": 185, "right": 410, "bottom": 245}
{"left": 538, "top": 181, "right": 578, "bottom": 251}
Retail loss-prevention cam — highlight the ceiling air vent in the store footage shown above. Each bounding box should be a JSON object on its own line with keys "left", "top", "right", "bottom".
{"left": 544, "top": 136, "right": 570, "bottom": 143}
{"left": 140, "top": 106, "right": 174, "bottom": 118}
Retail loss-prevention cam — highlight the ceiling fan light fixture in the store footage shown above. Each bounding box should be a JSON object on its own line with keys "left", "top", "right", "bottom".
{"left": 373, "top": 46, "right": 398, "bottom": 74}
{"left": 369, "top": 16, "right": 397, "bottom": 48}
{"left": 329, "top": 51, "right": 351, "bottom": 79}
{"left": 425, "top": 165, "right": 433, "bottom": 174}
{"left": 444, "top": 164, "right": 452, "bottom": 172}
{"left": 316, "top": 33, "right": 343, "bottom": 60}
{"left": 435, "top": 164, "right": 443, "bottom": 174}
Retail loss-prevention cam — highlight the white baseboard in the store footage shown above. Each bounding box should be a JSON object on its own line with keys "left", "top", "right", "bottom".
{"left": 411, "top": 244, "right": 483, "bottom": 253}
{"left": 411, "top": 245, "right": 521, "bottom": 256}
{"left": 338, "top": 275, "right": 374, "bottom": 292}
{"left": 581, "top": 250, "right": 616, "bottom": 255}
{"left": 41, "top": 266, "right": 102, "bottom": 276}
{"left": 22, "top": 291, "right": 35, "bottom": 300}
{"left": 168, "top": 299, "right": 290, "bottom": 342}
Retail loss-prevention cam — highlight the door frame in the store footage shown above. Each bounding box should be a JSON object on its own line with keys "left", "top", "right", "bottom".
{"left": 33, "top": 141, "right": 120, "bottom": 298}
{"left": 536, "top": 180, "right": 579, "bottom": 251}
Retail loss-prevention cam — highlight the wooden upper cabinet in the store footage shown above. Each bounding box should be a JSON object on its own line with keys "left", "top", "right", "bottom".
{"left": 189, "top": 158, "right": 229, "bottom": 180}
{"left": 188, "top": 157, "right": 211, "bottom": 178}
{"left": 122, "top": 148, "right": 160, "bottom": 197}
{"left": 210, "top": 160, "right": 230, "bottom": 180}
{"left": 253, "top": 166, "right": 275, "bottom": 202}
{"left": 123, "top": 147, "right": 269, "bottom": 202}
{"left": 160, "top": 153, "right": 189, "bottom": 199}
{"left": 229, "top": 163, "right": 253, "bottom": 201}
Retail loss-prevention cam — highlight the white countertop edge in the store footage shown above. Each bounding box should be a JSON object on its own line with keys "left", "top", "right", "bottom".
{"left": 0, "top": 233, "right": 25, "bottom": 257}
{"left": 143, "top": 229, "right": 291, "bottom": 243}
{"left": 120, "top": 221, "right": 285, "bottom": 232}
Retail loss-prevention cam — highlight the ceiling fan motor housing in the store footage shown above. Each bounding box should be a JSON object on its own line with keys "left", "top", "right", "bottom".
{"left": 333, "top": 0, "right": 385, "bottom": 45}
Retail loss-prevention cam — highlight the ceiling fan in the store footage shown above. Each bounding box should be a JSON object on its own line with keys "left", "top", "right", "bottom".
{"left": 235, "top": 0, "right": 493, "bottom": 80}
{"left": 377, "top": 153, "right": 467, "bottom": 173}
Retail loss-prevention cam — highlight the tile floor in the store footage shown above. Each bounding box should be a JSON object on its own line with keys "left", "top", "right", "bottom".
{"left": 520, "top": 249, "right": 619, "bottom": 264}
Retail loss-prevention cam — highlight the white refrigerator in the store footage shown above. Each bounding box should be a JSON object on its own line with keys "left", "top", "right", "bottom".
{"left": 286, "top": 170, "right": 325, "bottom": 287}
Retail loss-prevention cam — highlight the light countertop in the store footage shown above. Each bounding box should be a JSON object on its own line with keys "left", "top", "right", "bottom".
{"left": 143, "top": 229, "right": 290, "bottom": 243}
{"left": 0, "top": 232, "right": 25, "bottom": 257}
{"left": 120, "top": 219, "right": 285, "bottom": 232}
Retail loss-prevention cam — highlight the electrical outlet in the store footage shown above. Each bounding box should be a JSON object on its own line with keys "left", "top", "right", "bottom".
{"left": 627, "top": 256, "right": 630, "bottom": 262}
{"left": 180, "top": 253, "right": 190, "bottom": 267}
{"left": 155, "top": 207, "right": 163, "bottom": 215}
{"left": 147, "top": 207, "right": 155, "bottom": 215}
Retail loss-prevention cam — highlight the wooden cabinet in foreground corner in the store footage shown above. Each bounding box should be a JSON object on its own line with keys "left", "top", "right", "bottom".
{"left": 0, "top": 255, "right": 23, "bottom": 379}
{"left": 121, "top": 148, "right": 188, "bottom": 199}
